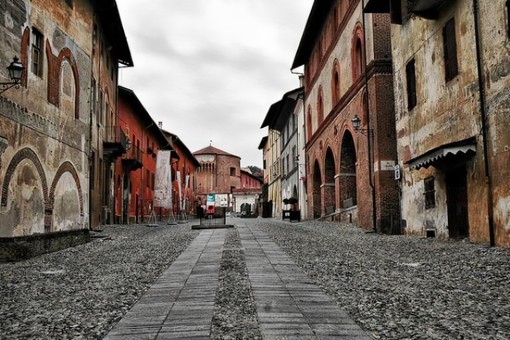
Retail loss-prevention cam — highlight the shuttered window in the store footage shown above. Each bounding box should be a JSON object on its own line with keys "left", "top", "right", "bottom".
{"left": 443, "top": 18, "right": 459, "bottom": 82}
{"left": 406, "top": 58, "right": 417, "bottom": 110}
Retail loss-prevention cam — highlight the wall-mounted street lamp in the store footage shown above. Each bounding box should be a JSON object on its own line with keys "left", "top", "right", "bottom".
{"left": 351, "top": 114, "right": 371, "bottom": 135}
{"left": 0, "top": 57, "right": 24, "bottom": 94}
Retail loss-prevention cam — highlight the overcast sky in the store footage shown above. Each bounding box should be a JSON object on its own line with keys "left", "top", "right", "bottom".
{"left": 115, "top": 0, "right": 313, "bottom": 168}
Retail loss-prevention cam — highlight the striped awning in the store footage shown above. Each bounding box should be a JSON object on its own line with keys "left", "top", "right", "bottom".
{"left": 407, "top": 142, "right": 476, "bottom": 170}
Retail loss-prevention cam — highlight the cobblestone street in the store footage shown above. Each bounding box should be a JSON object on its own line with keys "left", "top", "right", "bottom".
{"left": 1, "top": 218, "right": 510, "bottom": 339}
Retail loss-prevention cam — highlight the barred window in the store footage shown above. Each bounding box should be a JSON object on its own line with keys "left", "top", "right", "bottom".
{"left": 424, "top": 177, "right": 436, "bottom": 209}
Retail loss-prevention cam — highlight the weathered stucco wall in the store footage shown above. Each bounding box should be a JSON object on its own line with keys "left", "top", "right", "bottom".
{"left": 0, "top": 0, "right": 91, "bottom": 238}
{"left": 393, "top": 0, "right": 510, "bottom": 246}
{"left": 479, "top": 0, "right": 510, "bottom": 246}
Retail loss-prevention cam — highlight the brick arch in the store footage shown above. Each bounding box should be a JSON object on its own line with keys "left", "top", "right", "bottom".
{"left": 323, "top": 146, "right": 336, "bottom": 213}
{"left": 49, "top": 161, "right": 84, "bottom": 215}
{"left": 351, "top": 23, "right": 365, "bottom": 82}
{"left": 339, "top": 130, "right": 357, "bottom": 208}
{"left": 331, "top": 58, "right": 341, "bottom": 105}
{"left": 312, "top": 158, "right": 322, "bottom": 218}
{"left": 46, "top": 42, "right": 80, "bottom": 119}
{"left": 1, "top": 147, "right": 49, "bottom": 208}
{"left": 57, "top": 48, "right": 80, "bottom": 119}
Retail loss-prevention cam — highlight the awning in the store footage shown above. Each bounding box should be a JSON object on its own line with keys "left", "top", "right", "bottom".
{"left": 407, "top": 140, "right": 476, "bottom": 170}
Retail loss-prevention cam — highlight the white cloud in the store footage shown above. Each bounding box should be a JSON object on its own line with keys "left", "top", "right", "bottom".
{"left": 117, "top": 0, "right": 312, "bottom": 166}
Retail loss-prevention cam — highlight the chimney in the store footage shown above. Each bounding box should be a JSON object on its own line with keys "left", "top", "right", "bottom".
{"left": 298, "top": 75, "right": 304, "bottom": 87}
{"left": 158, "top": 121, "right": 163, "bottom": 129}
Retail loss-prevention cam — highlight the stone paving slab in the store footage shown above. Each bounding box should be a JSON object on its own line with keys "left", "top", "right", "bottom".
{"left": 105, "top": 222, "right": 369, "bottom": 339}
{"left": 239, "top": 222, "right": 370, "bottom": 339}
{"left": 104, "top": 229, "right": 224, "bottom": 340}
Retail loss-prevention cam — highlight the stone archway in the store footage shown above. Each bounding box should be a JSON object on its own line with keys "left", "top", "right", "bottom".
{"left": 312, "top": 160, "right": 322, "bottom": 218}
{"left": 340, "top": 131, "right": 357, "bottom": 208}
{"left": 324, "top": 147, "right": 336, "bottom": 214}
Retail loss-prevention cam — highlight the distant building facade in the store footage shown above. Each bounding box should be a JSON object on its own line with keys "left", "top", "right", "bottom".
{"left": 261, "top": 88, "right": 305, "bottom": 219}
{"left": 194, "top": 145, "right": 241, "bottom": 212}
{"left": 232, "top": 168, "right": 263, "bottom": 216}
{"left": 260, "top": 110, "right": 282, "bottom": 218}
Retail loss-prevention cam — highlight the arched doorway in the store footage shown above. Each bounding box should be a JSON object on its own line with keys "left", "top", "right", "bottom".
{"left": 313, "top": 160, "right": 322, "bottom": 218}
{"left": 340, "top": 132, "right": 357, "bottom": 208}
{"left": 324, "top": 148, "right": 336, "bottom": 214}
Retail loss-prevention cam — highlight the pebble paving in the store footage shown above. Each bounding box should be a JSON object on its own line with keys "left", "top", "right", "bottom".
{"left": 105, "top": 222, "right": 369, "bottom": 339}
{"left": 4, "top": 218, "right": 510, "bottom": 339}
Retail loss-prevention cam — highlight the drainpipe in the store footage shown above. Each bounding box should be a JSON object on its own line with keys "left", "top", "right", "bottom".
{"left": 473, "top": 0, "right": 495, "bottom": 246}
{"left": 362, "top": 0, "right": 377, "bottom": 232}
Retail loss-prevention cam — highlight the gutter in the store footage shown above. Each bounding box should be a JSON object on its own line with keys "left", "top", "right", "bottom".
{"left": 473, "top": 0, "right": 495, "bottom": 246}
{"left": 362, "top": 0, "right": 377, "bottom": 232}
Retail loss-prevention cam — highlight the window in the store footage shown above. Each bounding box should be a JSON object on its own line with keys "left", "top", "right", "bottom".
{"left": 353, "top": 37, "right": 364, "bottom": 80}
{"left": 230, "top": 167, "right": 236, "bottom": 176}
{"left": 91, "top": 78, "right": 97, "bottom": 116}
{"left": 306, "top": 106, "right": 313, "bottom": 140}
{"left": 317, "top": 86, "right": 324, "bottom": 125}
{"left": 146, "top": 169, "right": 150, "bottom": 188}
{"left": 406, "top": 58, "right": 417, "bottom": 110}
{"left": 151, "top": 173, "right": 155, "bottom": 190}
{"left": 443, "top": 18, "right": 459, "bottom": 82}
{"left": 98, "top": 91, "right": 103, "bottom": 125}
{"left": 31, "top": 28, "right": 43, "bottom": 77}
{"left": 263, "top": 160, "right": 266, "bottom": 169}
{"left": 291, "top": 146, "right": 296, "bottom": 169}
{"left": 424, "top": 177, "right": 436, "bottom": 209}
{"left": 332, "top": 60, "right": 340, "bottom": 105}
{"left": 90, "top": 151, "right": 95, "bottom": 189}
{"left": 507, "top": 1, "right": 510, "bottom": 39}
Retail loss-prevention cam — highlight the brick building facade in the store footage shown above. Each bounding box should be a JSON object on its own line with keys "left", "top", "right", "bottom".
{"left": 194, "top": 145, "right": 241, "bottom": 212}
{"left": 115, "top": 87, "right": 172, "bottom": 224}
{"left": 292, "top": 0, "right": 399, "bottom": 232}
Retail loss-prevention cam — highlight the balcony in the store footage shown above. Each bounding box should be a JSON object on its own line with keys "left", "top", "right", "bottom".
{"left": 103, "top": 126, "right": 128, "bottom": 160}
{"left": 122, "top": 144, "right": 143, "bottom": 171}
